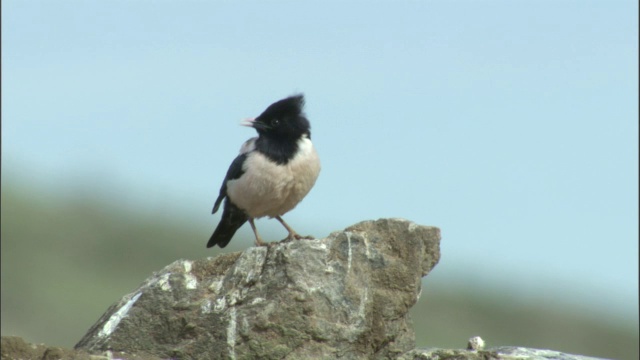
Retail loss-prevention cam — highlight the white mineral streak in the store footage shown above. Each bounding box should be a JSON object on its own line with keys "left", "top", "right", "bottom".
{"left": 97, "top": 292, "right": 142, "bottom": 338}
{"left": 184, "top": 273, "right": 198, "bottom": 289}
{"left": 346, "top": 231, "right": 353, "bottom": 272}
{"left": 227, "top": 307, "right": 237, "bottom": 360}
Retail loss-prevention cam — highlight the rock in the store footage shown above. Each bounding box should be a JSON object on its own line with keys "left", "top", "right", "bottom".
{"left": 491, "top": 347, "right": 608, "bottom": 360}
{"left": 1, "top": 336, "right": 610, "bottom": 360}
{"left": 2, "top": 218, "right": 610, "bottom": 360}
{"left": 0, "top": 336, "right": 97, "bottom": 360}
{"left": 466, "top": 336, "right": 485, "bottom": 351}
{"left": 74, "top": 218, "right": 441, "bottom": 360}
{"left": 400, "top": 346, "right": 608, "bottom": 360}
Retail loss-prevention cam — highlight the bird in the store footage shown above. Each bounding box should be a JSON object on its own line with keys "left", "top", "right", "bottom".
{"left": 207, "top": 94, "right": 321, "bottom": 248}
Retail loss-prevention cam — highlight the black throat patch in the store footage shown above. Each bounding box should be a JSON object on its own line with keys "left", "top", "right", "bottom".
{"left": 254, "top": 136, "right": 300, "bottom": 165}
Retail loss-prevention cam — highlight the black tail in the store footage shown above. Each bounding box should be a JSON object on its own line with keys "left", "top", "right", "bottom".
{"left": 207, "top": 201, "right": 248, "bottom": 248}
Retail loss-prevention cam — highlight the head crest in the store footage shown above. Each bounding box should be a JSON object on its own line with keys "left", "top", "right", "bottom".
{"left": 261, "top": 94, "right": 305, "bottom": 118}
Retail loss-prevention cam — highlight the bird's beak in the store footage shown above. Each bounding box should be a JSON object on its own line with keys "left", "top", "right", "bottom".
{"left": 241, "top": 117, "right": 270, "bottom": 130}
{"left": 240, "top": 118, "right": 256, "bottom": 127}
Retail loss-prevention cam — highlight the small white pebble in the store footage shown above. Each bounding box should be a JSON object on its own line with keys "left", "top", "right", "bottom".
{"left": 467, "top": 336, "right": 485, "bottom": 351}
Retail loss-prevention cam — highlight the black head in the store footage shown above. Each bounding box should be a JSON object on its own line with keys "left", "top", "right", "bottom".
{"left": 247, "top": 95, "right": 311, "bottom": 141}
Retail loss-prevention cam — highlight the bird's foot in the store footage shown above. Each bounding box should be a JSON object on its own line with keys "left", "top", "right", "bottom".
{"left": 254, "top": 236, "right": 269, "bottom": 247}
{"left": 281, "top": 232, "right": 314, "bottom": 242}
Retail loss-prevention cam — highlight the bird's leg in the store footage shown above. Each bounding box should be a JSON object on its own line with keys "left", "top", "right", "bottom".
{"left": 275, "top": 216, "right": 314, "bottom": 241}
{"left": 248, "top": 218, "right": 268, "bottom": 247}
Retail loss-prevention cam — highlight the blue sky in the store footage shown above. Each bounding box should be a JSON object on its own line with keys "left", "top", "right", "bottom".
{"left": 3, "top": 0, "right": 638, "bottom": 320}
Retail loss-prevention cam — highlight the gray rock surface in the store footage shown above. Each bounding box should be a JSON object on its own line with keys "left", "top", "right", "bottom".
{"left": 400, "top": 346, "right": 608, "bottom": 360}
{"left": 75, "top": 218, "right": 441, "bottom": 360}
{"left": 2, "top": 218, "right": 609, "bottom": 360}
{"left": 1, "top": 336, "right": 610, "bottom": 360}
{"left": 1, "top": 335, "right": 161, "bottom": 360}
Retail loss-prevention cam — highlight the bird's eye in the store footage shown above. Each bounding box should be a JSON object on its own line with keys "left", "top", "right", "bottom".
{"left": 271, "top": 119, "right": 280, "bottom": 126}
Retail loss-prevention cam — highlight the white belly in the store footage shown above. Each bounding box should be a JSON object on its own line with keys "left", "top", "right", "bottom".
{"left": 226, "top": 138, "right": 320, "bottom": 219}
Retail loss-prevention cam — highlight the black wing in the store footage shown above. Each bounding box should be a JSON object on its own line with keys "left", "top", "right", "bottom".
{"left": 212, "top": 153, "right": 248, "bottom": 214}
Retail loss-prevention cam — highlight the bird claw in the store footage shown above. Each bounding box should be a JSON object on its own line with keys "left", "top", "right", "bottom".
{"left": 280, "top": 235, "right": 295, "bottom": 243}
{"left": 281, "top": 233, "right": 314, "bottom": 242}
{"left": 254, "top": 237, "right": 269, "bottom": 247}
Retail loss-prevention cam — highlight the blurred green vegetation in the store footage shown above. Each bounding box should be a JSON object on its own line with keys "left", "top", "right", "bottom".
{"left": 1, "top": 181, "right": 637, "bottom": 359}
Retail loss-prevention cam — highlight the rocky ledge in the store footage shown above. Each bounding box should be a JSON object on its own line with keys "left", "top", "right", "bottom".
{"left": 1, "top": 218, "right": 608, "bottom": 360}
